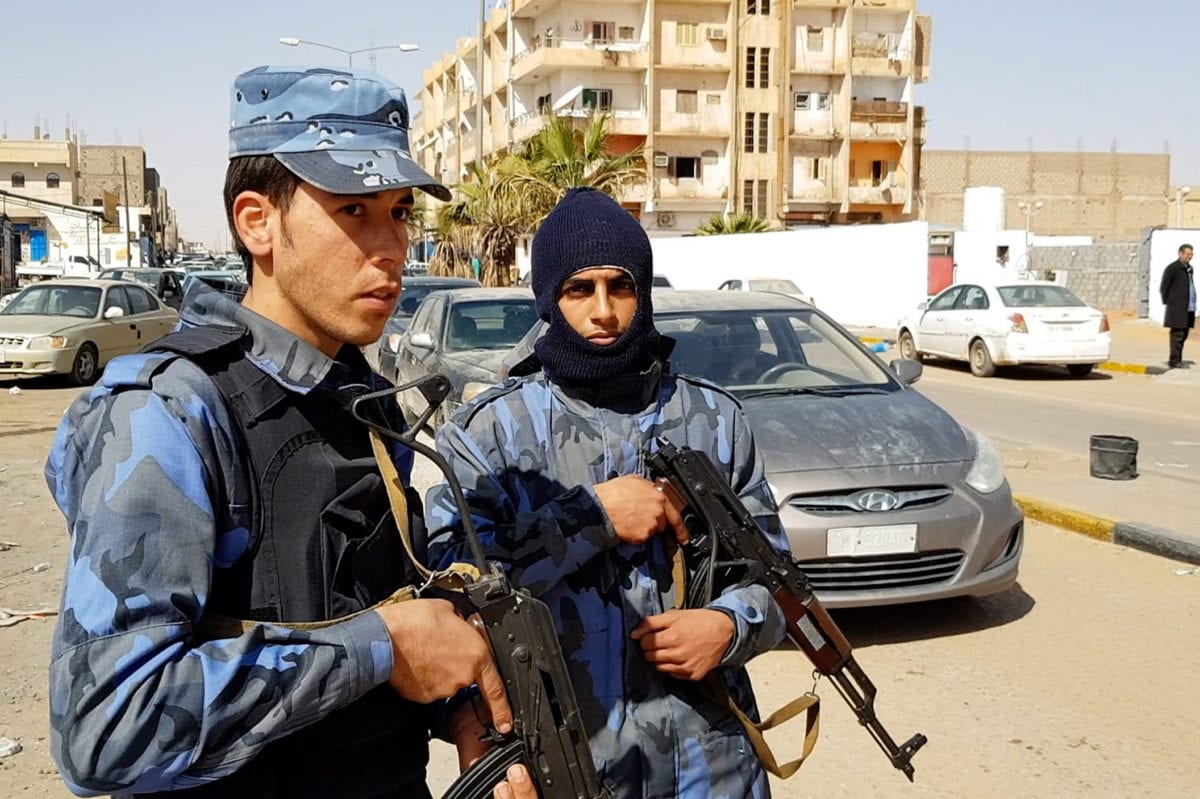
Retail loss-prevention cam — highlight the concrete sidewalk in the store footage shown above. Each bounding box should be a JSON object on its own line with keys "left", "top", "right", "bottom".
{"left": 851, "top": 316, "right": 1200, "bottom": 565}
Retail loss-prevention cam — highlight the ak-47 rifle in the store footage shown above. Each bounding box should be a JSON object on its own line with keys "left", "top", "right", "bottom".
{"left": 350, "top": 375, "right": 610, "bottom": 799}
{"left": 644, "top": 439, "right": 927, "bottom": 781}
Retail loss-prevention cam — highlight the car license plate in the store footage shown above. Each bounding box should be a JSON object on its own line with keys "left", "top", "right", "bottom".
{"left": 826, "top": 524, "right": 918, "bottom": 557}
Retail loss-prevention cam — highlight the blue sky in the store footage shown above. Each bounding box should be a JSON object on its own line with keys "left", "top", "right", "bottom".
{"left": 2, "top": 0, "right": 1195, "bottom": 248}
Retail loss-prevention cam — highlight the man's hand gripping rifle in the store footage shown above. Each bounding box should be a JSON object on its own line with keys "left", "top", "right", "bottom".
{"left": 351, "top": 375, "right": 610, "bottom": 799}
{"left": 644, "top": 439, "right": 927, "bottom": 781}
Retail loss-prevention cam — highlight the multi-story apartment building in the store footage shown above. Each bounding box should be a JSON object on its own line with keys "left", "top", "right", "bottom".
{"left": 416, "top": 0, "right": 931, "bottom": 234}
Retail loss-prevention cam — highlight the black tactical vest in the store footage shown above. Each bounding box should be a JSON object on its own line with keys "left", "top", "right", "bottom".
{"left": 126, "top": 324, "right": 434, "bottom": 799}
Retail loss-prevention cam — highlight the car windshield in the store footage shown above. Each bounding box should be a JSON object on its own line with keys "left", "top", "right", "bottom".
{"left": 2, "top": 285, "right": 102, "bottom": 318}
{"left": 996, "top": 285, "right": 1087, "bottom": 308}
{"left": 446, "top": 298, "right": 540, "bottom": 352}
{"left": 749, "top": 279, "right": 801, "bottom": 294}
{"left": 659, "top": 308, "right": 896, "bottom": 394}
{"left": 104, "top": 271, "right": 159, "bottom": 288}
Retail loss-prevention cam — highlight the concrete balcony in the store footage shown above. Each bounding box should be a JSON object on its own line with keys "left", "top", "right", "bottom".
{"left": 656, "top": 180, "right": 728, "bottom": 202}
{"left": 791, "top": 55, "right": 848, "bottom": 75}
{"left": 790, "top": 114, "right": 842, "bottom": 139}
{"left": 785, "top": 185, "right": 840, "bottom": 205}
{"left": 512, "top": 39, "right": 649, "bottom": 82}
{"left": 798, "top": 0, "right": 849, "bottom": 7}
{"left": 851, "top": 99, "right": 908, "bottom": 117}
{"left": 850, "top": 33, "right": 912, "bottom": 76}
{"left": 657, "top": 113, "right": 730, "bottom": 138}
{"left": 852, "top": 0, "right": 914, "bottom": 11}
{"left": 848, "top": 182, "right": 907, "bottom": 205}
{"left": 849, "top": 119, "right": 908, "bottom": 141}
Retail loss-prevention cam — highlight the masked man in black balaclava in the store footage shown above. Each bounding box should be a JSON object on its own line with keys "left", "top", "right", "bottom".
{"left": 424, "top": 187, "right": 791, "bottom": 799}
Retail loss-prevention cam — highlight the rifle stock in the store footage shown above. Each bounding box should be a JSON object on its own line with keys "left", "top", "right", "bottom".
{"left": 645, "top": 439, "right": 927, "bottom": 781}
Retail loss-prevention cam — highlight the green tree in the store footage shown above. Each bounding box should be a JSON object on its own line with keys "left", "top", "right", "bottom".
{"left": 695, "top": 213, "right": 773, "bottom": 236}
{"left": 430, "top": 113, "right": 648, "bottom": 285}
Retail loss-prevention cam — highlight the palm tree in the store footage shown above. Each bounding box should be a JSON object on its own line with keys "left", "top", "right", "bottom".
{"left": 434, "top": 113, "right": 648, "bottom": 285}
{"left": 695, "top": 213, "right": 773, "bottom": 236}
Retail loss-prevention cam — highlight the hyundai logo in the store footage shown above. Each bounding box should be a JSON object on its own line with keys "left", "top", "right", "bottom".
{"left": 855, "top": 490, "right": 900, "bottom": 512}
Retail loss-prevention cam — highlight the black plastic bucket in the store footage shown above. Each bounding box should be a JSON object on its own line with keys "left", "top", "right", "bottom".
{"left": 1089, "top": 435, "right": 1138, "bottom": 480}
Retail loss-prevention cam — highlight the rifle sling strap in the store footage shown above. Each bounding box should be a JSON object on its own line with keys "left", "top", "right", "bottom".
{"left": 195, "top": 429, "right": 478, "bottom": 639}
{"left": 667, "top": 539, "right": 821, "bottom": 780}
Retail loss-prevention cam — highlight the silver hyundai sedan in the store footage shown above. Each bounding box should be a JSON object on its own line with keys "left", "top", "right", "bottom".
{"left": 498, "top": 291, "right": 1024, "bottom": 609}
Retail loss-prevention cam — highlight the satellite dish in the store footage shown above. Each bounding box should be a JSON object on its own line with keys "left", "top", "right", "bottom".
{"left": 552, "top": 85, "right": 583, "bottom": 112}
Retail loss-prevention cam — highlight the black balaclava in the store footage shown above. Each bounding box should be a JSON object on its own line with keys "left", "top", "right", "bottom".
{"left": 531, "top": 187, "right": 660, "bottom": 384}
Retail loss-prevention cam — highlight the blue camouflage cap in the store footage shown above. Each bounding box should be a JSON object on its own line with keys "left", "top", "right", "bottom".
{"left": 229, "top": 65, "right": 451, "bottom": 200}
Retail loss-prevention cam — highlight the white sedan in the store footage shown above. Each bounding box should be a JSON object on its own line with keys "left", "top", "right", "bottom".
{"left": 897, "top": 281, "right": 1111, "bottom": 377}
{"left": 716, "top": 277, "right": 815, "bottom": 306}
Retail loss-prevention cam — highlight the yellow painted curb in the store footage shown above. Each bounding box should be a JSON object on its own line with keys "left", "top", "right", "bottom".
{"left": 1096, "top": 361, "right": 1150, "bottom": 375}
{"left": 1013, "top": 494, "right": 1117, "bottom": 542}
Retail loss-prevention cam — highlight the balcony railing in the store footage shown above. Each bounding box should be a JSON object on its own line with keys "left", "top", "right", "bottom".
{"left": 513, "top": 36, "right": 648, "bottom": 64}
{"left": 848, "top": 181, "right": 907, "bottom": 204}
{"left": 851, "top": 33, "right": 910, "bottom": 60}
{"left": 850, "top": 100, "right": 908, "bottom": 117}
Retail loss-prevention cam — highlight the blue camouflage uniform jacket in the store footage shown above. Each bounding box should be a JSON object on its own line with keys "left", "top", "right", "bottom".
{"left": 426, "top": 357, "right": 789, "bottom": 799}
{"left": 44, "top": 284, "right": 412, "bottom": 796}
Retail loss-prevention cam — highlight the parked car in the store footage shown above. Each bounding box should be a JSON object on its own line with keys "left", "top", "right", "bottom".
{"left": 652, "top": 274, "right": 674, "bottom": 289}
{"left": 0, "top": 279, "right": 179, "bottom": 385}
{"left": 182, "top": 269, "right": 248, "bottom": 299}
{"left": 896, "top": 281, "right": 1111, "bottom": 378}
{"left": 392, "top": 288, "right": 538, "bottom": 426}
{"left": 499, "top": 291, "right": 1023, "bottom": 609}
{"left": 373, "top": 276, "right": 482, "bottom": 376}
{"left": 97, "top": 267, "right": 186, "bottom": 309}
{"left": 716, "top": 276, "right": 815, "bottom": 306}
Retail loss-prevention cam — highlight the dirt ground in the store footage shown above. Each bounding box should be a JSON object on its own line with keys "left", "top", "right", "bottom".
{"left": 0, "top": 379, "right": 77, "bottom": 797}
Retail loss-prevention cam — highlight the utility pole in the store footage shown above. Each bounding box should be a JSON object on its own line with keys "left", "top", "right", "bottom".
{"left": 477, "top": 0, "right": 486, "bottom": 167}
{"left": 121, "top": 156, "right": 133, "bottom": 267}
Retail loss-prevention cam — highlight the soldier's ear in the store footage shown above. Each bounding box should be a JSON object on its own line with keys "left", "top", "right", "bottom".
{"left": 233, "top": 191, "right": 275, "bottom": 258}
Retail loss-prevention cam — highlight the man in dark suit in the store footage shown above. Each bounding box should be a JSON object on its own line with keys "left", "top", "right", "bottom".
{"left": 1160, "top": 243, "right": 1196, "bottom": 368}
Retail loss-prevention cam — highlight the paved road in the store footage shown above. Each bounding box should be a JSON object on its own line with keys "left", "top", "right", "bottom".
{"left": 909, "top": 360, "right": 1200, "bottom": 538}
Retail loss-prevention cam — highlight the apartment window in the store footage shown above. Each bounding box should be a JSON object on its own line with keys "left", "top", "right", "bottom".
{"left": 794, "top": 92, "right": 831, "bottom": 110}
{"left": 669, "top": 156, "right": 700, "bottom": 179}
{"left": 536, "top": 93, "right": 552, "bottom": 113}
{"left": 743, "top": 179, "right": 769, "bottom": 216}
{"left": 745, "top": 48, "right": 770, "bottom": 88}
{"left": 807, "top": 26, "right": 825, "bottom": 51}
{"left": 582, "top": 88, "right": 613, "bottom": 111}
{"left": 870, "top": 160, "right": 897, "bottom": 186}
{"left": 46, "top": 172, "right": 61, "bottom": 189}
{"left": 618, "top": 26, "right": 635, "bottom": 40}
{"left": 744, "top": 113, "right": 769, "bottom": 153}
{"left": 589, "top": 21, "right": 615, "bottom": 44}
{"left": 809, "top": 158, "right": 827, "bottom": 181}
{"left": 747, "top": 0, "right": 770, "bottom": 14}
{"left": 676, "top": 90, "right": 698, "bottom": 114}
{"left": 706, "top": 93, "right": 722, "bottom": 105}
{"left": 677, "top": 21, "right": 700, "bottom": 46}
{"left": 10, "top": 172, "right": 24, "bottom": 188}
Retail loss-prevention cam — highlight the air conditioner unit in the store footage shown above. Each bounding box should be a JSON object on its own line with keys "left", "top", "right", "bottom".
{"left": 706, "top": 27, "right": 727, "bottom": 41}
{"left": 657, "top": 212, "right": 676, "bottom": 228}
{"left": 653, "top": 154, "right": 670, "bottom": 168}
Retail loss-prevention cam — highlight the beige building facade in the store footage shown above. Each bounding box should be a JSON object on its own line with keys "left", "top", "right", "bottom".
{"left": 416, "top": 0, "right": 931, "bottom": 234}
{"left": 922, "top": 149, "right": 1172, "bottom": 242}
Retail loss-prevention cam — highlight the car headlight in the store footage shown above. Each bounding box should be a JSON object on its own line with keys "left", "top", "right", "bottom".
{"left": 963, "top": 428, "right": 1005, "bottom": 494}
{"left": 462, "top": 381, "right": 494, "bottom": 404}
{"left": 28, "top": 335, "right": 68, "bottom": 349}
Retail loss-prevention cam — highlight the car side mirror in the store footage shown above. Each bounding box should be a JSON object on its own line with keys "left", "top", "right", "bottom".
{"left": 890, "top": 358, "right": 923, "bottom": 385}
{"left": 409, "top": 331, "right": 435, "bottom": 349}
{"left": 917, "top": 301, "right": 928, "bottom": 311}
{"left": 103, "top": 306, "right": 125, "bottom": 320}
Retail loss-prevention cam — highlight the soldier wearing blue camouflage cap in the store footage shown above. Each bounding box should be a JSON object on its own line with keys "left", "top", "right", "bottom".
{"left": 45, "top": 65, "right": 536, "bottom": 798}
{"left": 426, "top": 187, "right": 790, "bottom": 798}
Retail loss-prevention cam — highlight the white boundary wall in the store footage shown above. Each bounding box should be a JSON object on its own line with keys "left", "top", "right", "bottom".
{"left": 649, "top": 221, "right": 930, "bottom": 328}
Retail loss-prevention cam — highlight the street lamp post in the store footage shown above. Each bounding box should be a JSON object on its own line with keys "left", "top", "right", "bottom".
{"left": 278, "top": 37, "right": 418, "bottom": 67}
{"left": 1176, "top": 186, "right": 1191, "bottom": 228}
{"left": 1016, "top": 200, "right": 1044, "bottom": 278}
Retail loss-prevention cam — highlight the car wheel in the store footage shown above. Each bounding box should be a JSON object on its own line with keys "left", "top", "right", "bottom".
{"left": 69, "top": 344, "right": 99, "bottom": 386}
{"left": 968, "top": 339, "right": 996, "bottom": 377}
{"left": 898, "top": 329, "right": 922, "bottom": 361}
{"left": 1066, "top": 364, "right": 1095, "bottom": 378}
